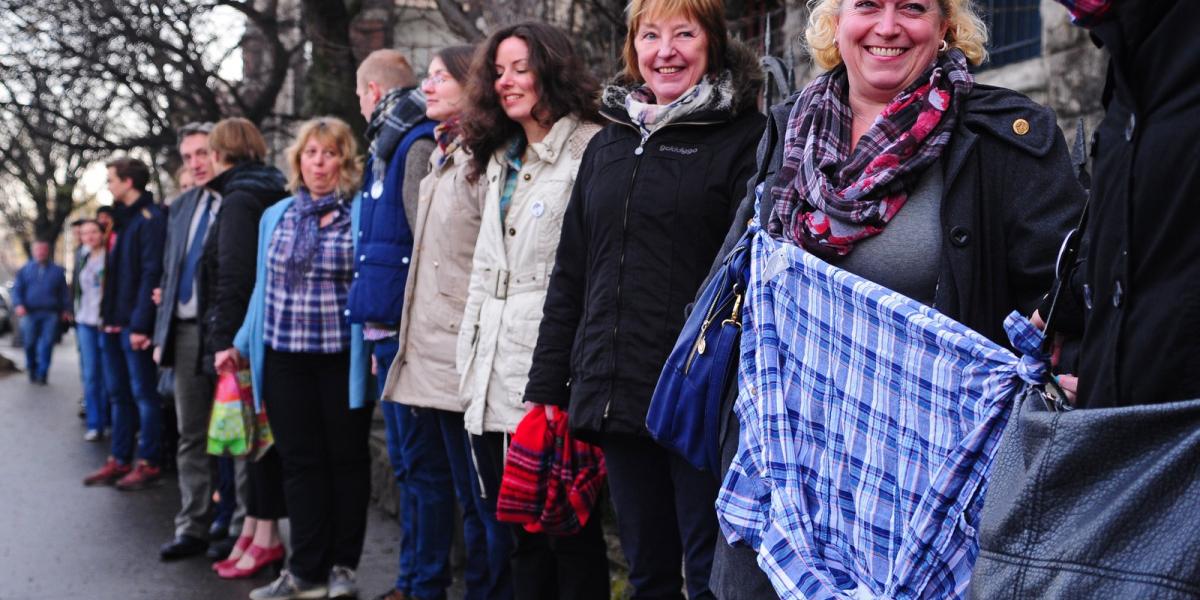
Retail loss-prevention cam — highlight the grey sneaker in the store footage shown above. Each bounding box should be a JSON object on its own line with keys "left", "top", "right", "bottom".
{"left": 249, "top": 570, "right": 328, "bottom": 600}
{"left": 328, "top": 565, "right": 359, "bottom": 598}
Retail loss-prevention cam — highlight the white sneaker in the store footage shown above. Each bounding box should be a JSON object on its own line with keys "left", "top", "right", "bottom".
{"left": 84, "top": 429, "right": 100, "bottom": 442}
{"left": 249, "top": 570, "right": 328, "bottom": 600}
{"left": 327, "top": 565, "right": 358, "bottom": 598}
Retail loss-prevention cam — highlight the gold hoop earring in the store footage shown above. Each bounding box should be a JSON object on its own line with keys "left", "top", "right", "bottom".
{"left": 938, "top": 39, "right": 949, "bottom": 53}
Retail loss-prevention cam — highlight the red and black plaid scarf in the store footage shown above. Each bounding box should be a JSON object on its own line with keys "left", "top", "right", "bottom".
{"left": 768, "top": 49, "right": 973, "bottom": 257}
{"left": 496, "top": 406, "right": 606, "bottom": 536}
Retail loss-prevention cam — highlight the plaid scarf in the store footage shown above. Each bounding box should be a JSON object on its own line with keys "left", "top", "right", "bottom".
{"left": 623, "top": 76, "right": 720, "bottom": 143}
{"left": 283, "top": 187, "right": 344, "bottom": 289}
{"left": 1054, "top": 0, "right": 1116, "bottom": 26}
{"left": 768, "top": 49, "right": 973, "bottom": 258}
{"left": 496, "top": 405, "right": 606, "bottom": 536}
{"left": 365, "top": 86, "right": 428, "bottom": 184}
{"left": 433, "top": 118, "right": 461, "bottom": 169}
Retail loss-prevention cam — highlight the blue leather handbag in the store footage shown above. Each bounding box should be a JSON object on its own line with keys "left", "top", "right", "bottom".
{"left": 647, "top": 228, "right": 753, "bottom": 472}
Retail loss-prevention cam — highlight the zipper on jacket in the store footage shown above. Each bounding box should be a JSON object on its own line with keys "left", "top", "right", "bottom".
{"left": 601, "top": 119, "right": 721, "bottom": 421}
{"left": 603, "top": 144, "right": 645, "bottom": 421}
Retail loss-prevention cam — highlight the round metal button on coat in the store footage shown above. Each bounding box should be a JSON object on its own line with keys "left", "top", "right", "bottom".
{"left": 950, "top": 226, "right": 971, "bottom": 247}
{"left": 522, "top": 173, "right": 531, "bottom": 181}
{"left": 1012, "top": 118, "right": 1030, "bottom": 136}
{"left": 508, "top": 227, "right": 516, "bottom": 236}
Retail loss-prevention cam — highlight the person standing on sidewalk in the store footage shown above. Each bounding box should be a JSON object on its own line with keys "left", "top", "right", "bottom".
{"left": 83, "top": 157, "right": 167, "bottom": 491}
{"left": 75, "top": 220, "right": 110, "bottom": 441}
{"left": 12, "top": 239, "right": 71, "bottom": 385}
{"left": 225, "top": 117, "right": 374, "bottom": 600}
{"left": 379, "top": 45, "right": 502, "bottom": 600}
{"left": 152, "top": 121, "right": 226, "bottom": 560}
{"left": 344, "top": 48, "right": 444, "bottom": 600}
{"left": 201, "top": 117, "right": 290, "bottom": 579}
{"left": 457, "top": 22, "right": 608, "bottom": 600}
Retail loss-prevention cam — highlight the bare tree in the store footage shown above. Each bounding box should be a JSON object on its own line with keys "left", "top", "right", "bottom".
{"left": 0, "top": 0, "right": 299, "bottom": 251}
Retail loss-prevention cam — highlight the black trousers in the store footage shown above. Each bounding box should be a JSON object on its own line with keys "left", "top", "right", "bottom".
{"left": 263, "top": 348, "right": 372, "bottom": 582}
{"left": 471, "top": 431, "right": 610, "bottom": 600}
{"left": 246, "top": 446, "right": 287, "bottom": 520}
{"left": 602, "top": 433, "right": 720, "bottom": 600}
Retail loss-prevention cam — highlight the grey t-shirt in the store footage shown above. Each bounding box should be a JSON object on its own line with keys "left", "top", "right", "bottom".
{"left": 829, "top": 161, "right": 944, "bottom": 306}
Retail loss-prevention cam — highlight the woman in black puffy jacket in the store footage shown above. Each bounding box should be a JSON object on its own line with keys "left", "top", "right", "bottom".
{"left": 523, "top": 0, "right": 764, "bottom": 595}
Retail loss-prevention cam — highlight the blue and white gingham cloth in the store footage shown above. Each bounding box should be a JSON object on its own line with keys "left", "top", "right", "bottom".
{"left": 717, "top": 230, "right": 1048, "bottom": 600}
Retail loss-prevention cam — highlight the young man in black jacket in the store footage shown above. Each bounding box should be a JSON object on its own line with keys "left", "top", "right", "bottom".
{"left": 83, "top": 157, "right": 167, "bottom": 492}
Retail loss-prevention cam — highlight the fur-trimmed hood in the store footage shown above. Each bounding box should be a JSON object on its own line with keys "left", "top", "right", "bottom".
{"left": 600, "top": 38, "right": 763, "bottom": 123}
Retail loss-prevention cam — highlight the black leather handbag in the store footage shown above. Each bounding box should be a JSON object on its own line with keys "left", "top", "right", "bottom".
{"left": 970, "top": 394, "right": 1200, "bottom": 599}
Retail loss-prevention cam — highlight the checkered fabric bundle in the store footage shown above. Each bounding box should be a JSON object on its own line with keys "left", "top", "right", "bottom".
{"left": 716, "top": 230, "right": 1048, "bottom": 600}
{"left": 497, "top": 405, "right": 606, "bottom": 536}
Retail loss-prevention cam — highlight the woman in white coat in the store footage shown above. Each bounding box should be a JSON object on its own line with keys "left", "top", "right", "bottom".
{"left": 457, "top": 21, "right": 607, "bottom": 600}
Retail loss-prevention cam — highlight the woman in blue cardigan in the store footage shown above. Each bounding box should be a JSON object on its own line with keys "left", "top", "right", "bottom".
{"left": 217, "top": 116, "right": 374, "bottom": 600}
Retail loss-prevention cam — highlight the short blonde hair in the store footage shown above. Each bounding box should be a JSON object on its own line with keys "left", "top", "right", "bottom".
{"left": 356, "top": 49, "right": 417, "bottom": 91}
{"left": 209, "top": 117, "right": 268, "bottom": 165}
{"left": 622, "top": 0, "right": 729, "bottom": 82}
{"left": 284, "top": 117, "right": 363, "bottom": 197}
{"left": 805, "top": 0, "right": 988, "bottom": 70}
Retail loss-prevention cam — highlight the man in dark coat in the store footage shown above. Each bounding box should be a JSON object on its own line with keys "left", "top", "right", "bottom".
{"left": 12, "top": 239, "right": 71, "bottom": 384}
{"left": 83, "top": 157, "right": 167, "bottom": 491}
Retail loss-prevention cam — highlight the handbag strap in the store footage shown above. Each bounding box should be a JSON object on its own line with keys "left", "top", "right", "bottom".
{"left": 1038, "top": 119, "right": 1092, "bottom": 411}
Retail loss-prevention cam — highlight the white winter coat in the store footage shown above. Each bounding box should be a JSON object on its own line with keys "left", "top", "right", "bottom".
{"left": 456, "top": 115, "right": 601, "bottom": 434}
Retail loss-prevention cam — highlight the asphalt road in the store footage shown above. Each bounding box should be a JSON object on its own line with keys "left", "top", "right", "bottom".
{"left": 0, "top": 334, "right": 417, "bottom": 600}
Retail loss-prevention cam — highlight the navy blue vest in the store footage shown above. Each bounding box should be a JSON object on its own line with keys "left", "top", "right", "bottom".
{"left": 346, "top": 120, "right": 437, "bottom": 326}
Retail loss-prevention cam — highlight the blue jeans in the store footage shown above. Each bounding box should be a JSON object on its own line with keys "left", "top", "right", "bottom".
{"left": 374, "top": 339, "right": 460, "bottom": 599}
{"left": 435, "top": 409, "right": 490, "bottom": 600}
{"left": 19, "top": 310, "right": 58, "bottom": 381}
{"left": 101, "top": 330, "right": 162, "bottom": 465}
{"left": 76, "top": 324, "right": 110, "bottom": 431}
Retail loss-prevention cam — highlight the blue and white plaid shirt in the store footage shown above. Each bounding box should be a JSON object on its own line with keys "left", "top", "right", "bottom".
{"left": 717, "top": 230, "right": 1048, "bottom": 600}
{"left": 264, "top": 201, "right": 354, "bottom": 354}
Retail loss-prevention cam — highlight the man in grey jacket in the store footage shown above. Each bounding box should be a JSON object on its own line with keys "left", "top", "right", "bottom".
{"left": 152, "top": 122, "right": 227, "bottom": 561}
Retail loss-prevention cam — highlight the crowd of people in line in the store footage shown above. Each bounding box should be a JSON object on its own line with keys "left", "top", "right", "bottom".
{"left": 9, "top": 0, "right": 1195, "bottom": 597}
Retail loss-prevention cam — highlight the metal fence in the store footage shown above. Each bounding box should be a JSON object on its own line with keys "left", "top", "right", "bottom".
{"left": 981, "top": 0, "right": 1042, "bottom": 69}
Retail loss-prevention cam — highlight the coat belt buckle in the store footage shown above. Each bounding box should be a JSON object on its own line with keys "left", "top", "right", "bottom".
{"left": 493, "top": 269, "right": 510, "bottom": 299}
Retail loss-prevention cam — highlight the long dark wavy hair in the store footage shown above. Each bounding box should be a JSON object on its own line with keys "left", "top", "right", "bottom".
{"left": 461, "top": 22, "right": 601, "bottom": 181}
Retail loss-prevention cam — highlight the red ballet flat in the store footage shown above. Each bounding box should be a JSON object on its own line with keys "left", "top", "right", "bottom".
{"left": 216, "top": 543, "right": 285, "bottom": 579}
{"left": 212, "top": 536, "right": 254, "bottom": 572}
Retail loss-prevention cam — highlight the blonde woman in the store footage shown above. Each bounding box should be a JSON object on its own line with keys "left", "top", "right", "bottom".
{"left": 221, "top": 117, "right": 374, "bottom": 600}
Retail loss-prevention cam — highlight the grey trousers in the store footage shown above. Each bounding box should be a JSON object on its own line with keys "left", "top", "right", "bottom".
{"left": 171, "top": 321, "right": 218, "bottom": 539}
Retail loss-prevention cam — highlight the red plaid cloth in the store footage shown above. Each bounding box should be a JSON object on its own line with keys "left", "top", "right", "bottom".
{"left": 496, "top": 405, "right": 606, "bottom": 535}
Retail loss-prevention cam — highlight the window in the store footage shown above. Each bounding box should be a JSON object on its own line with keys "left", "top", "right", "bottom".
{"left": 980, "top": 0, "right": 1042, "bottom": 69}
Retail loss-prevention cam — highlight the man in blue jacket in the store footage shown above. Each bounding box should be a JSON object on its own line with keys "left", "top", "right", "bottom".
{"left": 83, "top": 157, "right": 167, "bottom": 492}
{"left": 347, "top": 49, "right": 456, "bottom": 600}
{"left": 12, "top": 239, "right": 71, "bottom": 384}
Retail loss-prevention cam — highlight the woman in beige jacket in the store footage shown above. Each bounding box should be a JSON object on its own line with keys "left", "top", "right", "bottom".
{"left": 456, "top": 22, "right": 608, "bottom": 600}
{"left": 378, "top": 46, "right": 497, "bottom": 600}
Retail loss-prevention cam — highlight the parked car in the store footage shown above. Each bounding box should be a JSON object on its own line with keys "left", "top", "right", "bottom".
{"left": 0, "top": 285, "right": 11, "bottom": 334}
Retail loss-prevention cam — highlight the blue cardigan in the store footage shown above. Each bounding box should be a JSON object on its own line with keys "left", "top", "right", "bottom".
{"left": 233, "top": 195, "right": 374, "bottom": 411}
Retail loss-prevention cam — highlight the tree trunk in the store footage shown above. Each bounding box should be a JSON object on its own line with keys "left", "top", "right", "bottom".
{"left": 300, "top": 0, "right": 365, "bottom": 134}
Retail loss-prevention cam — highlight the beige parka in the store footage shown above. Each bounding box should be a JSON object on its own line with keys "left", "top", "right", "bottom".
{"left": 456, "top": 114, "right": 601, "bottom": 435}
{"left": 382, "top": 140, "right": 486, "bottom": 411}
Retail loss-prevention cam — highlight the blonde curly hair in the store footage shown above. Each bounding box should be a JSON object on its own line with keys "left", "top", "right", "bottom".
{"left": 805, "top": 0, "right": 989, "bottom": 70}
{"left": 284, "top": 117, "right": 363, "bottom": 197}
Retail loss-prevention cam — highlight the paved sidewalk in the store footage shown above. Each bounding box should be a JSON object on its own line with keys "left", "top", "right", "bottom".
{"left": 0, "top": 334, "right": 414, "bottom": 600}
